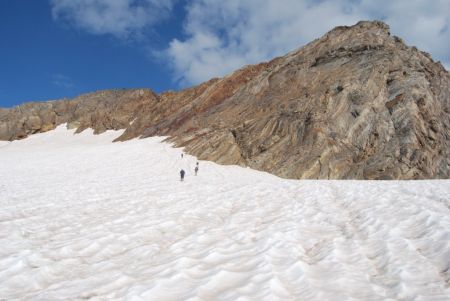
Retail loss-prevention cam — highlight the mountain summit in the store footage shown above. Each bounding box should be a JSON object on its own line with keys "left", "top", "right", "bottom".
{"left": 1, "top": 21, "right": 449, "bottom": 179}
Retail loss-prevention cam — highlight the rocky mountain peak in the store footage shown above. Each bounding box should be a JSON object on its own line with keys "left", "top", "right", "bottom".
{"left": 1, "top": 20, "right": 449, "bottom": 179}
{"left": 328, "top": 20, "right": 390, "bottom": 37}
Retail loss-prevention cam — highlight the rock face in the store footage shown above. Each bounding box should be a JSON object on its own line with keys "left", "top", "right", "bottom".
{"left": 0, "top": 89, "right": 158, "bottom": 140}
{"left": 1, "top": 21, "right": 450, "bottom": 179}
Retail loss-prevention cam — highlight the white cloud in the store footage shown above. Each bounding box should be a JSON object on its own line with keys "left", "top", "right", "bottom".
{"left": 50, "top": 0, "right": 450, "bottom": 84}
{"left": 52, "top": 74, "right": 75, "bottom": 88}
{"left": 166, "top": 0, "right": 450, "bottom": 86}
{"left": 356, "top": 0, "right": 450, "bottom": 64}
{"left": 51, "top": 0, "right": 176, "bottom": 39}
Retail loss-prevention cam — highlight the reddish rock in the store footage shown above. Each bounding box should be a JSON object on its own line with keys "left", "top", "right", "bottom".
{"left": 1, "top": 21, "right": 449, "bottom": 179}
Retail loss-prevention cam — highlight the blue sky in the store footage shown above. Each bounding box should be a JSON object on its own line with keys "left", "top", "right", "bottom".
{"left": 1, "top": 0, "right": 449, "bottom": 108}
{"left": 0, "top": 0, "right": 185, "bottom": 107}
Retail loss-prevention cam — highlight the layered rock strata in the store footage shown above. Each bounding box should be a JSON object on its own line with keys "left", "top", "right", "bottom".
{"left": 1, "top": 21, "right": 449, "bottom": 179}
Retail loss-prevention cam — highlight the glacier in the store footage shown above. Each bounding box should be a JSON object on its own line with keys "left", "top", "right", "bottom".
{"left": 0, "top": 125, "right": 449, "bottom": 300}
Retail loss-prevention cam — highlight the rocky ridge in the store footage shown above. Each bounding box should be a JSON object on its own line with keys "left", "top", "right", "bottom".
{"left": 1, "top": 21, "right": 449, "bottom": 179}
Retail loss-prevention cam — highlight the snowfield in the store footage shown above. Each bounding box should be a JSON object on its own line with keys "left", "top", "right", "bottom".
{"left": 0, "top": 125, "right": 449, "bottom": 301}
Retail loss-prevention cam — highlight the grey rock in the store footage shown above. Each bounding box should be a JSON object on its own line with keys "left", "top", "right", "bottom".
{"left": 1, "top": 20, "right": 449, "bottom": 179}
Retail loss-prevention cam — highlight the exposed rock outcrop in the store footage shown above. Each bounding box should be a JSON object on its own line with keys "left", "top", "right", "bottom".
{"left": 0, "top": 89, "right": 157, "bottom": 140}
{"left": 1, "top": 21, "right": 450, "bottom": 179}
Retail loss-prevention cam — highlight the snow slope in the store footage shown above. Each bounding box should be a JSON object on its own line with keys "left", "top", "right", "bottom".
{"left": 0, "top": 125, "right": 449, "bottom": 301}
